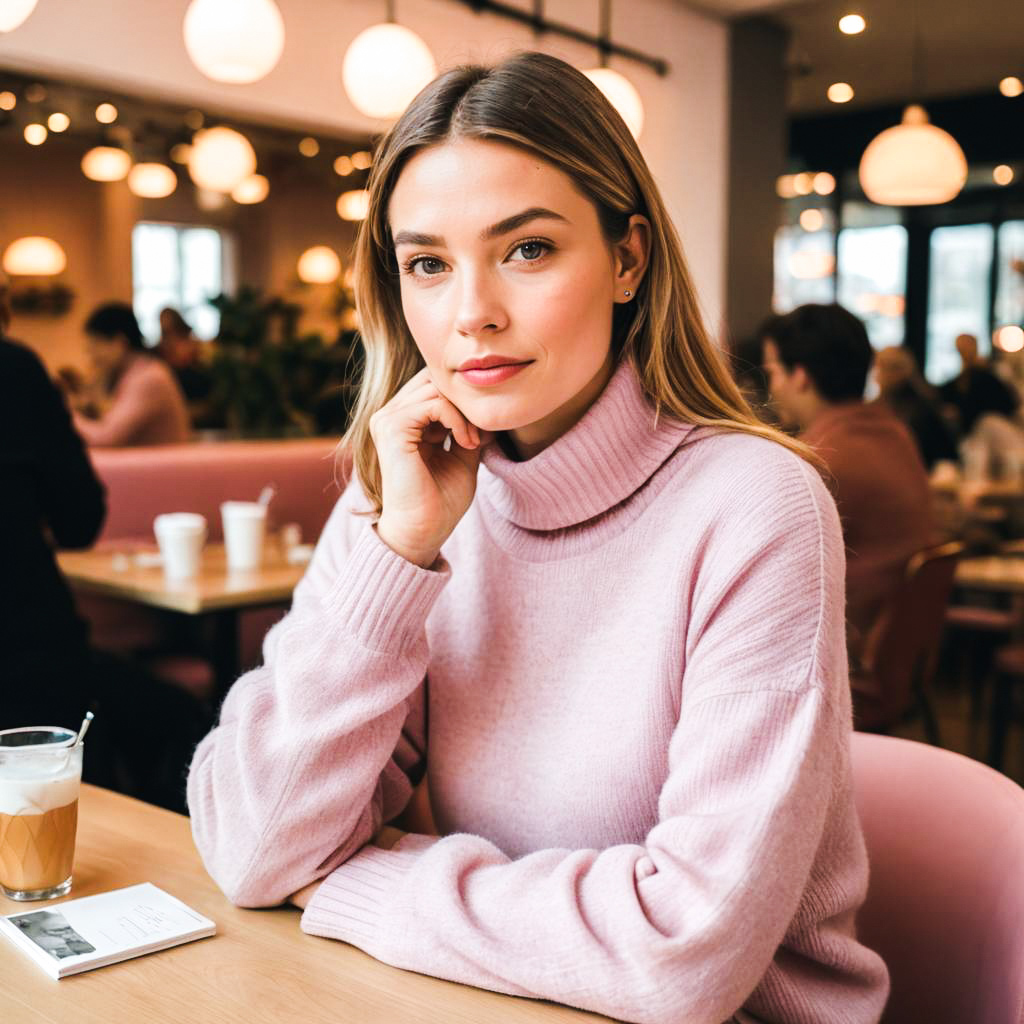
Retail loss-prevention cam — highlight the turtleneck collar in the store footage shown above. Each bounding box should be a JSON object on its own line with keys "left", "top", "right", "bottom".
{"left": 478, "top": 358, "right": 695, "bottom": 531}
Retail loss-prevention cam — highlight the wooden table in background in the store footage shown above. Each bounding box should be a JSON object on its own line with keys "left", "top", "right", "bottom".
{"left": 57, "top": 543, "right": 306, "bottom": 690}
{"left": 0, "top": 786, "right": 610, "bottom": 1024}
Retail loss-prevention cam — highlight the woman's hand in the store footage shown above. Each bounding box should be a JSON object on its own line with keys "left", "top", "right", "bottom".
{"left": 371, "top": 367, "right": 490, "bottom": 568}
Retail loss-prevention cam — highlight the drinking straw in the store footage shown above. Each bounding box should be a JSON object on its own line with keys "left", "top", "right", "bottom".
{"left": 75, "top": 711, "right": 94, "bottom": 747}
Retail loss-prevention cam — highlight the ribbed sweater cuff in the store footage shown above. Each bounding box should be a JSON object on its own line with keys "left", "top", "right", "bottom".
{"left": 300, "top": 834, "right": 438, "bottom": 946}
{"left": 319, "top": 525, "right": 450, "bottom": 653}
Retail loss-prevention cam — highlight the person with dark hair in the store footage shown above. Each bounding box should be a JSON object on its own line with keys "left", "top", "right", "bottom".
{"left": 71, "top": 301, "right": 190, "bottom": 447}
{"left": 761, "top": 303, "right": 933, "bottom": 674}
{"left": 939, "top": 332, "right": 1020, "bottom": 436}
{"left": 156, "top": 306, "right": 214, "bottom": 413}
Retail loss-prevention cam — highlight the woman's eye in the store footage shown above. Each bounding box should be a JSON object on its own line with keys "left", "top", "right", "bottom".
{"left": 512, "top": 240, "right": 548, "bottom": 262}
{"left": 408, "top": 256, "right": 446, "bottom": 276}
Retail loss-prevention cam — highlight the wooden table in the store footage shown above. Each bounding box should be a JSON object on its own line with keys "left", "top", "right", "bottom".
{"left": 956, "top": 552, "right": 1024, "bottom": 594}
{"left": 57, "top": 543, "right": 306, "bottom": 691}
{"left": 0, "top": 786, "right": 609, "bottom": 1024}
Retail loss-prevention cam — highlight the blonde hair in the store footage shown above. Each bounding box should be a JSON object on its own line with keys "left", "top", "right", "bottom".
{"left": 343, "top": 51, "right": 816, "bottom": 514}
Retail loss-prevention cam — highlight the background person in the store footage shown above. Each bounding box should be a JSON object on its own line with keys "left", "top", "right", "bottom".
{"left": 189, "top": 54, "right": 888, "bottom": 1024}
{"left": 71, "top": 302, "right": 190, "bottom": 447}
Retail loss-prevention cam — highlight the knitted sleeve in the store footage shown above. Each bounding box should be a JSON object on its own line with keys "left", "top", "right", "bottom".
{"left": 186, "top": 478, "right": 449, "bottom": 906}
{"left": 298, "top": 459, "right": 860, "bottom": 1024}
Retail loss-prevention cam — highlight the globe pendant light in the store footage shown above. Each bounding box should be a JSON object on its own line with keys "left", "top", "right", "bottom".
{"left": 128, "top": 163, "right": 178, "bottom": 198}
{"left": 858, "top": 105, "right": 967, "bottom": 205}
{"left": 81, "top": 146, "right": 133, "bottom": 182}
{"left": 336, "top": 190, "right": 370, "bottom": 221}
{"left": 188, "top": 126, "right": 257, "bottom": 192}
{"left": 297, "top": 246, "right": 342, "bottom": 284}
{"left": 342, "top": 16, "right": 436, "bottom": 120}
{"left": 3, "top": 236, "right": 66, "bottom": 276}
{"left": 231, "top": 173, "right": 269, "bottom": 204}
{"left": 0, "top": 0, "right": 38, "bottom": 33}
{"left": 857, "top": 3, "right": 966, "bottom": 206}
{"left": 183, "top": 0, "right": 285, "bottom": 84}
{"left": 583, "top": 0, "right": 644, "bottom": 140}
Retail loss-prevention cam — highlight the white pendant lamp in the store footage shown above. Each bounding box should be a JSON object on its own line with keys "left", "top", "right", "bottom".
{"left": 81, "top": 146, "right": 132, "bottom": 182}
{"left": 231, "top": 173, "right": 269, "bottom": 204}
{"left": 583, "top": 67, "right": 644, "bottom": 140}
{"left": 336, "top": 190, "right": 370, "bottom": 221}
{"left": 858, "top": 105, "right": 967, "bottom": 205}
{"left": 128, "top": 163, "right": 178, "bottom": 198}
{"left": 2, "top": 236, "right": 66, "bottom": 276}
{"left": 0, "top": 0, "right": 38, "bottom": 33}
{"left": 297, "top": 246, "right": 342, "bottom": 284}
{"left": 183, "top": 0, "right": 285, "bottom": 84}
{"left": 187, "top": 126, "right": 256, "bottom": 192}
{"left": 342, "top": 22, "right": 436, "bottom": 119}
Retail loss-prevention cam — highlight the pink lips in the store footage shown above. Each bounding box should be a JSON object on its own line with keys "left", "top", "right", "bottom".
{"left": 457, "top": 355, "right": 532, "bottom": 386}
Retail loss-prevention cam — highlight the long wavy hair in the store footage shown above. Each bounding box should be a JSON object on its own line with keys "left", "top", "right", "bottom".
{"left": 343, "top": 51, "right": 816, "bottom": 514}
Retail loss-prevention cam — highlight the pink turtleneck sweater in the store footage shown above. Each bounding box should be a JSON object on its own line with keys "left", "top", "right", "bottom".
{"left": 187, "top": 360, "right": 889, "bottom": 1024}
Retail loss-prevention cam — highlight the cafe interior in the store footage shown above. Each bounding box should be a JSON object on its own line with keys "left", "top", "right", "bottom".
{"left": 2, "top": 1, "right": 1024, "bottom": 1022}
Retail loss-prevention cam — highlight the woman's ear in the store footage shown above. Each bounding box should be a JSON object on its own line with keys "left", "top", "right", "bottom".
{"left": 613, "top": 214, "right": 651, "bottom": 303}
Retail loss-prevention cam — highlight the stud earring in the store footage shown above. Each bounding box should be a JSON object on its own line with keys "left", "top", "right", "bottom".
{"left": 624, "top": 289, "right": 632, "bottom": 297}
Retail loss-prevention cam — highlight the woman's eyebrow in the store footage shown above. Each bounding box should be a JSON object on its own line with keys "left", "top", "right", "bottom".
{"left": 392, "top": 207, "right": 570, "bottom": 249}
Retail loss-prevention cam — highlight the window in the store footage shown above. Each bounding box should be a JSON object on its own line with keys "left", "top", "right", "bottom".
{"left": 925, "top": 224, "right": 995, "bottom": 384}
{"left": 772, "top": 224, "right": 836, "bottom": 313}
{"left": 995, "top": 220, "right": 1024, "bottom": 331}
{"left": 836, "top": 224, "right": 908, "bottom": 349}
{"left": 131, "top": 223, "right": 233, "bottom": 345}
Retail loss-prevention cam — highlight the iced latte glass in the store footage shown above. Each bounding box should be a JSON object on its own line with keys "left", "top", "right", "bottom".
{"left": 0, "top": 727, "right": 83, "bottom": 901}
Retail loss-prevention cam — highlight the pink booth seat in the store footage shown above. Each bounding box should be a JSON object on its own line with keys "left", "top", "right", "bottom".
{"left": 851, "top": 733, "right": 1024, "bottom": 1024}
{"left": 77, "top": 439, "right": 348, "bottom": 683}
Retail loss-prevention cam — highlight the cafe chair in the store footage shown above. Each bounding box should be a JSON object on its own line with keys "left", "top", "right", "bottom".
{"left": 850, "top": 541, "right": 965, "bottom": 743}
{"left": 851, "top": 733, "right": 1024, "bottom": 1024}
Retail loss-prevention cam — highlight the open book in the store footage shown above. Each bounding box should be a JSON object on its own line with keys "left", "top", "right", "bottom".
{"left": 0, "top": 883, "right": 215, "bottom": 979}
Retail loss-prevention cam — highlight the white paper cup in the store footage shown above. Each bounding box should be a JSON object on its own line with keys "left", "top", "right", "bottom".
{"left": 153, "top": 513, "right": 207, "bottom": 581}
{"left": 221, "top": 501, "right": 267, "bottom": 572}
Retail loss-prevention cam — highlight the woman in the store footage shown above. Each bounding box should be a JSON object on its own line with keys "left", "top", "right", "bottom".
{"left": 72, "top": 302, "right": 190, "bottom": 447}
{"left": 188, "top": 53, "right": 889, "bottom": 1023}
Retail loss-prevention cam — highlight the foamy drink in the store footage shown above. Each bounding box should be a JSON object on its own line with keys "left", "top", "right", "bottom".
{"left": 0, "top": 728, "right": 83, "bottom": 901}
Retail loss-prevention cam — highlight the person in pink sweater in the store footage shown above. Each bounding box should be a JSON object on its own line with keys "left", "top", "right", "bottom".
{"left": 187, "top": 53, "right": 889, "bottom": 1024}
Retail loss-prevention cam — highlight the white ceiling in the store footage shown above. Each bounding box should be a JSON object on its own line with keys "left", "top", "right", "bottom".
{"left": 682, "top": 0, "right": 1024, "bottom": 114}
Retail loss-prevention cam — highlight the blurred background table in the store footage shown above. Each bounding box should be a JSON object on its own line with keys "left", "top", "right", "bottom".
{"left": 0, "top": 785, "right": 610, "bottom": 1024}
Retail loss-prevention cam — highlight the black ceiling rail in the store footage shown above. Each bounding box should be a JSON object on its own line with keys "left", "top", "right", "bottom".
{"left": 456, "top": 0, "right": 668, "bottom": 77}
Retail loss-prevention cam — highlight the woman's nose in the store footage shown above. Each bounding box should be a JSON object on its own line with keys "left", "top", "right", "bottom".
{"left": 453, "top": 270, "right": 509, "bottom": 338}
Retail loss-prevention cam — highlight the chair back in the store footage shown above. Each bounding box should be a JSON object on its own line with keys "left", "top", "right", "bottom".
{"left": 851, "top": 733, "right": 1024, "bottom": 1024}
{"left": 859, "top": 541, "right": 964, "bottom": 725}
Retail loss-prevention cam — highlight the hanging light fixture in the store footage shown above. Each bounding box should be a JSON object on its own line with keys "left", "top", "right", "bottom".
{"left": 128, "top": 163, "right": 178, "bottom": 198}
{"left": 231, "top": 173, "right": 269, "bottom": 204}
{"left": 297, "top": 246, "right": 342, "bottom": 283}
{"left": 187, "top": 126, "right": 256, "bottom": 192}
{"left": 336, "top": 190, "right": 369, "bottom": 221}
{"left": 2, "top": 236, "right": 66, "bottom": 276}
{"left": 0, "top": 0, "right": 38, "bottom": 33}
{"left": 859, "top": 105, "right": 967, "bottom": 205}
{"left": 583, "top": 0, "right": 644, "bottom": 140}
{"left": 81, "top": 146, "right": 133, "bottom": 182}
{"left": 342, "top": 2, "right": 436, "bottom": 120}
{"left": 183, "top": 0, "right": 285, "bottom": 84}
{"left": 858, "top": 4, "right": 966, "bottom": 206}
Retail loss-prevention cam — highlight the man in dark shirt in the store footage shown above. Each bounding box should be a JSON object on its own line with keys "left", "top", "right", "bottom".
{"left": 938, "top": 333, "right": 1020, "bottom": 435}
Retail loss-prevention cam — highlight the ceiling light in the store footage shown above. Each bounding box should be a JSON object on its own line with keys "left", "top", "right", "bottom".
{"left": 299, "top": 136, "right": 319, "bottom": 157}
{"left": 350, "top": 151, "right": 372, "bottom": 171}
{"left": 838, "top": 14, "right": 866, "bottom": 35}
{"left": 996, "top": 326, "right": 1024, "bottom": 352}
{"left": 187, "top": 125, "right": 256, "bottom": 192}
{"left": 859, "top": 105, "right": 967, "bottom": 206}
{"left": 994, "top": 165, "right": 1014, "bottom": 186}
{"left": 170, "top": 143, "right": 192, "bottom": 165}
{"left": 23, "top": 123, "right": 46, "bottom": 145}
{"left": 128, "top": 163, "right": 177, "bottom": 198}
{"left": 342, "top": 22, "right": 437, "bottom": 120}
{"left": 81, "top": 146, "right": 132, "bottom": 182}
{"left": 793, "top": 172, "right": 813, "bottom": 196}
{"left": 336, "top": 189, "right": 369, "bottom": 221}
{"left": 0, "top": 90, "right": 15, "bottom": 110}
{"left": 231, "top": 173, "right": 269, "bottom": 204}
{"left": 1000, "top": 77, "right": 1023, "bottom": 98}
{"left": 827, "top": 82, "right": 854, "bottom": 104}
{"left": 799, "top": 209, "right": 825, "bottom": 232}
{"left": 2, "top": 236, "right": 66, "bottom": 276}
{"left": 812, "top": 171, "right": 836, "bottom": 195}
{"left": 0, "top": 0, "right": 38, "bottom": 33}
{"left": 297, "top": 246, "right": 341, "bottom": 284}
{"left": 582, "top": 67, "right": 645, "bottom": 140}
{"left": 47, "top": 112, "right": 70, "bottom": 132}
{"left": 184, "top": 109, "right": 205, "bottom": 130}
{"left": 95, "top": 103, "right": 118, "bottom": 124}
{"left": 183, "top": 0, "right": 285, "bottom": 84}
{"left": 333, "top": 155, "right": 354, "bottom": 176}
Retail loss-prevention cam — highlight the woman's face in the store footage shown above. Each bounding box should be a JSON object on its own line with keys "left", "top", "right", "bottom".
{"left": 388, "top": 138, "right": 648, "bottom": 452}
